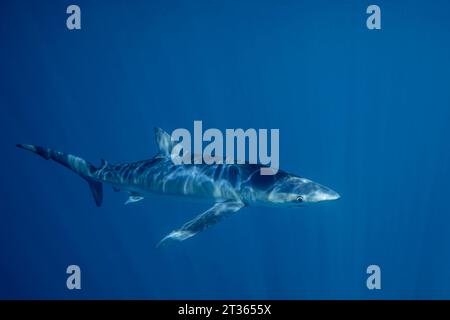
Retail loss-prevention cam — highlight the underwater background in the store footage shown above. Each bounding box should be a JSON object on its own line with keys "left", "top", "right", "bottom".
{"left": 1, "top": 0, "right": 450, "bottom": 299}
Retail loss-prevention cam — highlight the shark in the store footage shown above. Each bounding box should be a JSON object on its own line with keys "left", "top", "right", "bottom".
{"left": 17, "top": 127, "right": 340, "bottom": 246}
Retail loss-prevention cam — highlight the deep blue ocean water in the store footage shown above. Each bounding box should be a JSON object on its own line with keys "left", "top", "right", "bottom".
{"left": 1, "top": 0, "right": 450, "bottom": 299}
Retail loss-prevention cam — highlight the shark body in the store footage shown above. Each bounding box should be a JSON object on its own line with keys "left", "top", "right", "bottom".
{"left": 17, "top": 127, "right": 340, "bottom": 245}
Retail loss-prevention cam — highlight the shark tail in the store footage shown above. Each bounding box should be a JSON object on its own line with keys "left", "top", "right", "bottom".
{"left": 17, "top": 144, "right": 103, "bottom": 206}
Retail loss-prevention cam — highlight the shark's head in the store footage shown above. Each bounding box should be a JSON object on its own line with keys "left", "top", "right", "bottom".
{"left": 249, "top": 172, "right": 340, "bottom": 207}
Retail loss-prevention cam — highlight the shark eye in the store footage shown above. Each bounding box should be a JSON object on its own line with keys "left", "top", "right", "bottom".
{"left": 296, "top": 196, "right": 304, "bottom": 203}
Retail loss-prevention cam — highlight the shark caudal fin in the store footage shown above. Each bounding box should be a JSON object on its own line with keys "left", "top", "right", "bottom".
{"left": 17, "top": 144, "right": 103, "bottom": 206}
{"left": 86, "top": 179, "right": 103, "bottom": 206}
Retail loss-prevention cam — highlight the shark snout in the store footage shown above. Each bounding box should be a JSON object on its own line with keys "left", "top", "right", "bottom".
{"left": 323, "top": 189, "right": 340, "bottom": 201}
{"left": 304, "top": 184, "right": 340, "bottom": 203}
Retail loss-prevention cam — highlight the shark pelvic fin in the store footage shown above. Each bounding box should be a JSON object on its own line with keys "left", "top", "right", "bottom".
{"left": 125, "top": 193, "right": 144, "bottom": 205}
{"left": 154, "top": 127, "right": 173, "bottom": 157}
{"left": 157, "top": 200, "right": 245, "bottom": 247}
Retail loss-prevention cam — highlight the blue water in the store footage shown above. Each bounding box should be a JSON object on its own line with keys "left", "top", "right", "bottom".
{"left": 1, "top": 0, "right": 450, "bottom": 299}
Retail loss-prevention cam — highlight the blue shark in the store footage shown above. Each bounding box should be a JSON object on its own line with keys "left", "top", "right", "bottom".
{"left": 17, "top": 128, "right": 340, "bottom": 245}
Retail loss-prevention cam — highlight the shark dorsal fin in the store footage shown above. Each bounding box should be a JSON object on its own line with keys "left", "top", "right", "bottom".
{"left": 155, "top": 127, "right": 173, "bottom": 156}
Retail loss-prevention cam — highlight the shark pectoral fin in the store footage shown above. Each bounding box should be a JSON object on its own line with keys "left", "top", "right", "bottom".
{"left": 157, "top": 200, "right": 245, "bottom": 247}
{"left": 157, "top": 230, "right": 196, "bottom": 247}
{"left": 124, "top": 194, "right": 145, "bottom": 205}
